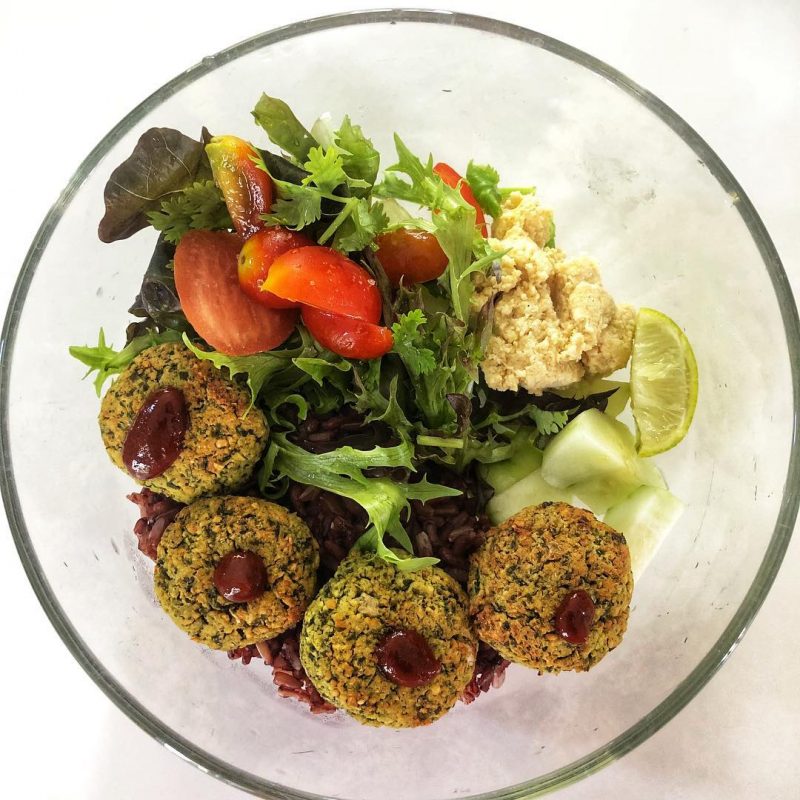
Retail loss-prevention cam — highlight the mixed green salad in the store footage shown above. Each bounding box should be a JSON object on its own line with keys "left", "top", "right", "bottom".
{"left": 71, "top": 92, "right": 697, "bottom": 577}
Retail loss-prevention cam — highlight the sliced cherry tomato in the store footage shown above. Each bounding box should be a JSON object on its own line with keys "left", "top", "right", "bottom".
{"left": 174, "top": 230, "right": 297, "bottom": 356}
{"left": 238, "top": 227, "right": 314, "bottom": 309}
{"left": 263, "top": 246, "right": 381, "bottom": 323}
{"left": 302, "top": 307, "right": 393, "bottom": 360}
{"left": 433, "top": 161, "right": 488, "bottom": 236}
{"left": 375, "top": 228, "right": 448, "bottom": 286}
{"left": 206, "top": 135, "right": 273, "bottom": 239}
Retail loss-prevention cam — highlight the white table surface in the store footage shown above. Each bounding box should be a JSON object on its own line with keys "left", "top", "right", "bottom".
{"left": 2, "top": 1, "right": 798, "bottom": 797}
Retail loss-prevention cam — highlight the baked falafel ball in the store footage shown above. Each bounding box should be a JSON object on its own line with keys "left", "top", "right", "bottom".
{"left": 99, "top": 342, "right": 268, "bottom": 503}
{"left": 469, "top": 502, "right": 632, "bottom": 673}
{"left": 154, "top": 495, "right": 318, "bottom": 650}
{"left": 300, "top": 550, "right": 477, "bottom": 727}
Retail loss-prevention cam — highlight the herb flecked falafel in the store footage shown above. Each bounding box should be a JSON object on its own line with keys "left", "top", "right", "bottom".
{"left": 300, "top": 550, "right": 477, "bottom": 727}
{"left": 155, "top": 495, "right": 318, "bottom": 650}
{"left": 99, "top": 342, "right": 267, "bottom": 503}
{"left": 469, "top": 502, "right": 633, "bottom": 673}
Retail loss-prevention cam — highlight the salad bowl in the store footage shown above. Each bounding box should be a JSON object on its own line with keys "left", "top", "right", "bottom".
{"left": 1, "top": 9, "right": 797, "bottom": 800}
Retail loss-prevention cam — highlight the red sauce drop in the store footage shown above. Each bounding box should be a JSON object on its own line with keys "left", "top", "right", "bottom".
{"left": 213, "top": 550, "right": 268, "bottom": 603}
{"left": 375, "top": 628, "right": 442, "bottom": 688}
{"left": 554, "top": 590, "right": 596, "bottom": 645}
{"left": 122, "top": 387, "right": 188, "bottom": 480}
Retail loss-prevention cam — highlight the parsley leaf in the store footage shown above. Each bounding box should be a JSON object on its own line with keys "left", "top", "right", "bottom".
{"left": 264, "top": 180, "right": 323, "bottom": 229}
{"left": 530, "top": 407, "right": 570, "bottom": 435}
{"left": 146, "top": 180, "right": 231, "bottom": 244}
{"left": 69, "top": 328, "right": 182, "bottom": 395}
{"left": 302, "top": 146, "right": 350, "bottom": 194}
{"left": 391, "top": 311, "right": 436, "bottom": 376}
{"left": 252, "top": 93, "right": 317, "bottom": 163}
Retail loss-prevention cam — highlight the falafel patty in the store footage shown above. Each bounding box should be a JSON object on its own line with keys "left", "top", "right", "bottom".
{"left": 99, "top": 342, "right": 268, "bottom": 503}
{"left": 300, "top": 550, "right": 477, "bottom": 727}
{"left": 155, "top": 495, "right": 318, "bottom": 650}
{"left": 469, "top": 502, "right": 632, "bottom": 673}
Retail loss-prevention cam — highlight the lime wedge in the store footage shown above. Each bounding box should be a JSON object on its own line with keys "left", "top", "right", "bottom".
{"left": 630, "top": 308, "right": 698, "bottom": 456}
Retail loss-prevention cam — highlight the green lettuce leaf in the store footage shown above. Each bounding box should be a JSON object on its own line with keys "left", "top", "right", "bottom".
{"left": 374, "top": 135, "right": 503, "bottom": 322}
{"left": 69, "top": 328, "right": 182, "bottom": 395}
{"left": 252, "top": 94, "right": 317, "bottom": 163}
{"left": 391, "top": 310, "right": 436, "bottom": 377}
{"left": 266, "top": 434, "right": 460, "bottom": 571}
{"left": 335, "top": 116, "right": 380, "bottom": 195}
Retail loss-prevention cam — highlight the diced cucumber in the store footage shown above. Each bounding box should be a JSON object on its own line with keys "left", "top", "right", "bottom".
{"left": 604, "top": 486, "right": 684, "bottom": 579}
{"left": 541, "top": 409, "right": 635, "bottom": 488}
{"left": 572, "top": 457, "right": 666, "bottom": 515}
{"left": 637, "top": 457, "right": 667, "bottom": 490}
{"left": 541, "top": 409, "right": 668, "bottom": 513}
{"left": 487, "top": 470, "right": 573, "bottom": 524}
{"left": 479, "top": 428, "right": 543, "bottom": 494}
{"left": 572, "top": 478, "right": 639, "bottom": 516}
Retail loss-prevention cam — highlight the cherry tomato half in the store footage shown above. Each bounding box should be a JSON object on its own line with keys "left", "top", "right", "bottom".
{"left": 238, "top": 227, "right": 314, "bottom": 309}
{"left": 302, "top": 306, "right": 393, "bottom": 360}
{"left": 263, "top": 246, "right": 381, "bottom": 323}
{"left": 206, "top": 135, "right": 273, "bottom": 239}
{"left": 174, "top": 230, "right": 297, "bottom": 356}
{"left": 433, "top": 161, "right": 488, "bottom": 236}
{"left": 375, "top": 228, "right": 448, "bottom": 286}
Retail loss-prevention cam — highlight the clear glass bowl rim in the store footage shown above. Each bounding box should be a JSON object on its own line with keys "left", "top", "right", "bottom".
{"left": 1, "top": 9, "right": 798, "bottom": 800}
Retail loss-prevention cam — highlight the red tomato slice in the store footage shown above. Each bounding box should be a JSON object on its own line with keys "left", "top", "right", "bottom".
{"left": 206, "top": 135, "right": 273, "bottom": 239}
{"left": 433, "top": 162, "right": 488, "bottom": 236}
{"left": 302, "top": 307, "right": 393, "bottom": 360}
{"left": 174, "top": 230, "right": 297, "bottom": 356}
{"left": 238, "top": 227, "right": 314, "bottom": 309}
{"left": 263, "top": 246, "right": 381, "bottom": 323}
{"left": 375, "top": 228, "right": 448, "bottom": 286}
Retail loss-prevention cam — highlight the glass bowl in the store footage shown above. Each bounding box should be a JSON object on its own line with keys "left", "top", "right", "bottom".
{"left": 2, "top": 9, "right": 798, "bottom": 800}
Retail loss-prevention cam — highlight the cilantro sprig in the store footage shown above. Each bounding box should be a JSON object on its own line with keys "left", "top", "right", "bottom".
{"left": 253, "top": 97, "right": 387, "bottom": 253}
{"left": 146, "top": 180, "right": 231, "bottom": 244}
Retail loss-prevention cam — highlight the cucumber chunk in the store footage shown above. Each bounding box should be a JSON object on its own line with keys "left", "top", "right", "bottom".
{"left": 487, "top": 470, "right": 573, "bottom": 524}
{"left": 541, "top": 409, "right": 634, "bottom": 488}
{"left": 604, "top": 486, "right": 684, "bottom": 578}
{"left": 479, "top": 429, "right": 543, "bottom": 494}
{"left": 541, "top": 409, "right": 667, "bottom": 513}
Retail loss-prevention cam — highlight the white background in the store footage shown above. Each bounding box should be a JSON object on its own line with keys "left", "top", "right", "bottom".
{"left": 1, "top": 1, "right": 798, "bottom": 798}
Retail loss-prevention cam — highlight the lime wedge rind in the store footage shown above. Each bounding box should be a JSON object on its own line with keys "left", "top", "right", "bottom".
{"left": 630, "top": 308, "right": 698, "bottom": 457}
